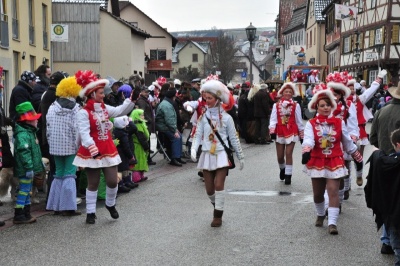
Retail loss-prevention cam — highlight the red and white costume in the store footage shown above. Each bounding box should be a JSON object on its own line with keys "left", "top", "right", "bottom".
{"left": 73, "top": 98, "right": 135, "bottom": 168}
{"left": 347, "top": 79, "right": 382, "bottom": 145}
{"left": 269, "top": 99, "right": 304, "bottom": 144}
{"left": 303, "top": 114, "right": 358, "bottom": 179}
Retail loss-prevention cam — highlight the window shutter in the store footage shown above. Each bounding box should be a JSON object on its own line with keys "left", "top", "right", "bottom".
{"left": 381, "top": 26, "right": 385, "bottom": 43}
{"left": 392, "top": 25, "right": 399, "bottom": 43}
{"left": 363, "top": 69, "right": 368, "bottom": 82}
{"left": 359, "top": 32, "right": 364, "bottom": 49}
{"left": 369, "top": 30, "right": 375, "bottom": 47}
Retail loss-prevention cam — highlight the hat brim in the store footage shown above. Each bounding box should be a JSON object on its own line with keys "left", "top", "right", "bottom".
{"left": 388, "top": 86, "right": 400, "bottom": 99}
{"left": 327, "top": 82, "right": 351, "bottom": 99}
{"left": 308, "top": 89, "right": 337, "bottom": 112}
{"left": 19, "top": 113, "right": 41, "bottom": 121}
{"left": 79, "top": 79, "right": 110, "bottom": 98}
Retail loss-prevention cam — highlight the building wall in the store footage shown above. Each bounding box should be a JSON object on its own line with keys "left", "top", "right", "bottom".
{"left": 119, "top": 7, "right": 173, "bottom": 60}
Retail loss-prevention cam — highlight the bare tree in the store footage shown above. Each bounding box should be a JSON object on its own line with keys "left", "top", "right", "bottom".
{"left": 201, "top": 31, "right": 241, "bottom": 83}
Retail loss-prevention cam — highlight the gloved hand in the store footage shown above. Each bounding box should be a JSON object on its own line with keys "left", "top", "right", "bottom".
{"left": 300, "top": 138, "right": 303, "bottom": 145}
{"left": 239, "top": 159, "right": 244, "bottom": 170}
{"left": 26, "top": 170, "right": 34, "bottom": 178}
{"left": 190, "top": 149, "right": 197, "bottom": 162}
{"left": 302, "top": 152, "right": 311, "bottom": 165}
{"left": 88, "top": 144, "right": 99, "bottom": 157}
{"left": 270, "top": 133, "right": 276, "bottom": 140}
{"left": 378, "top": 69, "right": 387, "bottom": 79}
{"left": 129, "top": 157, "right": 137, "bottom": 165}
{"left": 355, "top": 160, "right": 363, "bottom": 171}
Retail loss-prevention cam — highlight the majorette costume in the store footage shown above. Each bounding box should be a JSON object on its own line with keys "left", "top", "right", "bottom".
{"left": 269, "top": 82, "right": 304, "bottom": 184}
{"left": 72, "top": 70, "right": 135, "bottom": 224}
{"left": 269, "top": 82, "right": 304, "bottom": 144}
{"left": 302, "top": 88, "right": 362, "bottom": 233}
{"left": 191, "top": 77, "right": 243, "bottom": 228}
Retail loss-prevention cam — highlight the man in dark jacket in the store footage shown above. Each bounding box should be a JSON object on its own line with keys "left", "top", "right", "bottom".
{"left": 9, "top": 71, "right": 36, "bottom": 124}
{"left": 31, "top": 65, "right": 51, "bottom": 112}
{"left": 155, "top": 90, "right": 185, "bottom": 166}
{"left": 253, "top": 83, "right": 273, "bottom": 144}
{"left": 237, "top": 83, "right": 250, "bottom": 141}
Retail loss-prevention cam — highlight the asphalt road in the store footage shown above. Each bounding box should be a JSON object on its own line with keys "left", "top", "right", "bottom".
{"left": 0, "top": 126, "right": 395, "bottom": 266}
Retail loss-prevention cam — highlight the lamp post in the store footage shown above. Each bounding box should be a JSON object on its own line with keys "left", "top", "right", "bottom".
{"left": 353, "top": 30, "right": 360, "bottom": 63}
{"left": 376, "top": 44, "right": 383, "bottom": 72}
{"left": 246, "top": 22, "right": 257, "bottom": 85}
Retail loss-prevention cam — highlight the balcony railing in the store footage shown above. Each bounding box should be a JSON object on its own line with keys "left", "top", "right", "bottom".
{"left": 12, "top": 18, "right": 19, "bottom": 39}
{"left": 0, "top": 14, "right": 9, "bottom": 47}
{"left": 29, "top": 25, "right": 35, "bottom": 45}
{"left": 43, "top": 31, "right": 48, "bottom": 49}
{"left": 147, "top": 59, "right": 173, "bottom": 71}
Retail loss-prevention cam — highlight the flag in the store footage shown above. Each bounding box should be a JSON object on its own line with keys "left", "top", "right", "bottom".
{"left": 335, "top": 4, "right": 358, "bottom": 20}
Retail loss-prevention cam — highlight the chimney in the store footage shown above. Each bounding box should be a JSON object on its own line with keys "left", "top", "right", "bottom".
{"left": 110, "top": 0, "right": 120, "bottom": 17}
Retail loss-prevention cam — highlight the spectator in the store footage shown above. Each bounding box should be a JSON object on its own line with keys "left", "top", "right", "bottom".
{"left": 104, "top": 76, "right": 122, "bottom": 107}
{"left": 31, "top": 65, "right": 51, "bottom": 112}
{"left": 190, "top": 78, "right": 201, "bottom": 100}
{"left": 155, "top": 89, "right": 185, "bottom": 166}
{"left": 253, "top": 83, "right": 273, "bottom": 144}
{"left": 9, "top": 71, "right": 37, "bottom": 124}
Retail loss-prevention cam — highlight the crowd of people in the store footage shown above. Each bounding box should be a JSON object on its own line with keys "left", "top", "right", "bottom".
{"left": 0, "top": 65, "right": 399, "bottom": 264}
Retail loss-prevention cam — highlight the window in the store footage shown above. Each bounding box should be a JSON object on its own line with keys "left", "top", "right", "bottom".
{"left": 310, "top": 31, "right": 312, "bottom": 47}
{"left": 314, "top": 28, "right": 316, "bottom": 45}
{"left": 150, "top": 49, "right": 166, "bottom": 60}
{"left": 358, "top": 0, "right": 363, "bottom": 11}
{"left": 42, "top": 4, "right": 48, "bottom": 49}
{"left": 392, "top": 25, "right": 399, "bottom": 43}
{"left": 344, "top": 36, "right": 350, "bottom": 53}
{"left": 12, "top": 0, "right": 18, "bottom": 39}
{"left": 28, "top": 0, "right": 35, "bottom": 45}
{"left": 13, "top": 51, "right": 20, "bottom": 86}
{"left": 192, "top": 53, "right": 198, "bottom": 62}
{"left": 0, "top": 0, "right": 9, "bottom": 47}
{"left": 371, "top": 0, "right": 376, "bottom": 8}
{"left": 310, "top": 1, "right": 313, "bottom": 18}
{"left": 306, "top": 32, "right": 308, "bottom": 48}
{"left": 369, "top": 70, "right": 377, "bottom": 85}
{"left": 30, "top": 55, "right": 35, "bottom": 72}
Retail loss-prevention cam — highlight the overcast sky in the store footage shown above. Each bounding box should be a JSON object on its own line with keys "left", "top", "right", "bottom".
{"left": 129, "top": 0, "right": 279, "bottom": 32}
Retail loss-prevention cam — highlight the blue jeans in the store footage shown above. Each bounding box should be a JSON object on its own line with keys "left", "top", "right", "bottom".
{"left": 162, "top": 131, "right": 182, "bottom": 159}
{"left": 388, "top": 226, "right": 400, "bottom": 266}
{"left": 381, "top": 224, "right": 391, "bottom": 245}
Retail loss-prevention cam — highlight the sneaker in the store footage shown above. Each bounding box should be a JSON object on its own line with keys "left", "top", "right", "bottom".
{"left": 328, "top": 224, "right": 338, "bottom": 235}
{"left": 76, "top": 198, "right": 82, "bottom": 205}
{"left": 105, "top": 205, "right": 119, "bottom": 219}
{"left": 381, "top": 243, "right": 395, "bottom": 254}
{"left": 86, "top": 213, "right": 96, "bottom": 224}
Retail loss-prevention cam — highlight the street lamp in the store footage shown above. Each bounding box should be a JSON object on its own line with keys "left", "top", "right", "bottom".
{"left": 246, "top": 22, "right": 257, "bottom": 85}
{"left": 375, "top": 43, "right": 384, "bottom": 71}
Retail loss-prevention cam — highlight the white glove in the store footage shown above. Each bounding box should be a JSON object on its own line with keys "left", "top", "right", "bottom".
{"left": 239, "top": 159, "right": 244, "bottom": 170}
{"left": 378, "top": 69, "right": 387, "bottom": 78}
{"left": 190, "top": 149, "right": 197, "bottom": 162}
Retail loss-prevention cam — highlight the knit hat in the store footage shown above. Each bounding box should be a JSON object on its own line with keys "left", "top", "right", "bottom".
{"left": 117, "top": 84, "right": 133, "bottom": 99}
{"left": 277, "top": 82, "right": 298, "bottom": 97}
{"left": 56, "top": 77, "right": 82, "bottom": 98}
{"left": 326, "top": 71, "right": 351, "bottom": 99}
{"left": 20, "top": 71, "right": 36, "bottom": 83}
{"left": 308, "top": 86, "right": 337, "bottom": 112}
{"left": 16, "top": 102, "right": 41, "bottom": 121}
{"left": 113, "top": 115, "right": 130, "bottom": 129}
{"left": 75, "top": 70, "right": 109, "bottom": 98}
{"left": 50, "top": 71, "right": 69, "bottom": 86}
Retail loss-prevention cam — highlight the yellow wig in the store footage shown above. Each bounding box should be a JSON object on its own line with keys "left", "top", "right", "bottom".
{"left": 56, "top": 76, "right": 82, "bottom": 98}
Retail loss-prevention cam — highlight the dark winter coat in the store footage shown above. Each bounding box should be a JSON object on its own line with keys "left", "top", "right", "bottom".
{"left": 155, "top": 98, "right": 177, "bottom": 133}
{"left": 38, "top": 86, "right": 56, "bottom": 147}
{"left": 13, "top": 122, "right": 44, "bottom": 177}
{"left": 31, "top": 77, "right": 50, "bottom": 112}
{"left": 364, "top": 150, "right": 400, "bottom": 230}
{"left": 253, "top": 89, "right": 273, "bottom": 118}
{"left": 9, "top": 81, "right": 34, "bottom": 123}
{"left": 114, "top": 122, "right": 137, "bottom": 172}
{"left": 0, "top": 106, "right": 13, "bottom": 168}
{"left": 136, "top": 95, "right": 154, "bottom": 132}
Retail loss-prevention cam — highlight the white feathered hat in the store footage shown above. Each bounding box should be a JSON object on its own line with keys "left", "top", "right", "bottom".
{"left": 200, "top": 79, "right": 231, "bottom": 104}
{"left": 277, "top": 82, "right": 298, "bottom": 97}
{"left": 308, "top": 85, "right": 337, "bottom": 112}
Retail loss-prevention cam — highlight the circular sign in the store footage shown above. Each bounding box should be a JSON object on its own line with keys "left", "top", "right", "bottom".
{"left": 53, "top": 25, "right": 64, "bottom": 35}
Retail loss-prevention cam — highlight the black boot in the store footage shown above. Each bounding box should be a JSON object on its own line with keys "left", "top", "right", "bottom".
{"left": 105, "top": 205, "right": 119, "bottom": 219}
{"left": 284, "top": 175, "right": 292, "bottom": 185}
{"left": 211, "top": 209, "right": 223, "bottom": 227}
{"left": 279, "top": 168, "right": 285, "bottom": 180}
{"left": 0, "top": 220, "right": 5, "bottom": 227}
{"left": 86, "top": 213, "right": 97, "bottom": 224}
{"left": 123, "top": 176, "right": 138, "bottom": 189}
{"left": 13, "top": 208, "right": 35, "bottom": 224}
{"left": 24, "top": 205, "right": 37, "bottom": 222}
{"left": 117, "top": 180, "right": 131, "bottom": 193}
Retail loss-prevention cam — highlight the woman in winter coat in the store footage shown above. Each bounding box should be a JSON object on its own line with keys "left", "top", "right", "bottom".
{"left": 129, "top": 109, "right": 150, "bottom": 182}
{"left": 46, "top": 77, "right": 82, "bottom": 216}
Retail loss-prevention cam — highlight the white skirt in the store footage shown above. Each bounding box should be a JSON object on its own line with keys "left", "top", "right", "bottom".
{"left": 303, "top": 166, "right": 348, "bottom": 179}
{"left": 197, "top": 150, "right": 230, "bottom": 171}
{"left": 276, "top": 135, "right": 299, "bottom": 145}
{"left": 73, "top": 155, "right": 121, "bottom": 168}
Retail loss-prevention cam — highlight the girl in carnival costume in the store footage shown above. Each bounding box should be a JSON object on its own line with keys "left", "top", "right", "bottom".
{"left": 302, "top": 87, "right": 363, "bottom": 235}
{"left": 326, "top": 72, "right": 359, "bottom": 203}
{"left": 346, "top": 69, "right": 387, "bottom": 186}
{"left": 72, "top": 70, "right": 135, "bottom": 224}
{"left": 269, "top": 82, "right": 304, "bottom": 185}
{"left": 46, "top": 76, "right": 82, "bottom": 216}
{"left": 190, "top": 75, "right": 243, "bottom": 227}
